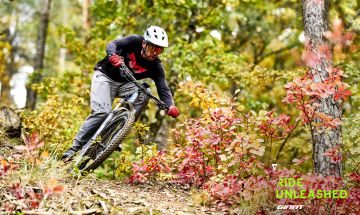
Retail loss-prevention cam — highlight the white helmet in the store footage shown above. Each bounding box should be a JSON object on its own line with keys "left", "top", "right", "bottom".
{"left": 143, "top": 26, "right": 168, "bottom": 48}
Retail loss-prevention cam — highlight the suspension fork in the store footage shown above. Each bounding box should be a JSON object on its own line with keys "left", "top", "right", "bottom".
{"left": 134, "top": 96, "right": 150, "bottom": 121}
{"left": 127, "top": 85, "right": 151, "bottom": 121}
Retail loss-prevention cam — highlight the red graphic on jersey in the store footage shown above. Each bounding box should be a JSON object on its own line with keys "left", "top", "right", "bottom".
{"left": 128, "top": 53, "right": 147, "bottom": 73}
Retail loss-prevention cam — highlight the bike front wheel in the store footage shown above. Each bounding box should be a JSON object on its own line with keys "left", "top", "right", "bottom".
{"left": 77, "top": 109, "right": 135, "bottom": 173}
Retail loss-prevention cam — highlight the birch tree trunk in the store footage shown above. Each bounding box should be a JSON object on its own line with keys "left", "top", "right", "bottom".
{"left": 302, "top": 0, "right": 342, "bottom": 176}
{"left": 1, "top": 10, "right": 18, "bottom": 106}
{"left": 82, "top": 0, "right": 90, "bottom": 31}
{"left": 59, "top": 0, "right": 68, "bottom": 73}
{"left": 26, "top": 0, "right": 51, "bottom": 110}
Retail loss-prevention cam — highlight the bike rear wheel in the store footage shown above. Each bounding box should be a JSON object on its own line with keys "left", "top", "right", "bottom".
{"left": 77, "top": 109, "right": 135, "bottom": 173}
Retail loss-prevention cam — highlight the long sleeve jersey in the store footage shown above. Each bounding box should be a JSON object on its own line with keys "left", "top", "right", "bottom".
{"left": 94, "top": 34, "right": 174, "bottom": 107}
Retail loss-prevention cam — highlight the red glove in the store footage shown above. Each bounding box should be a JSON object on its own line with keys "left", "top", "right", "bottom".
{"left": 109, "top": 54, "right": 123, "bottom": 67}
{"left": 167, "top": 106, "right": 180, "bottom": 118}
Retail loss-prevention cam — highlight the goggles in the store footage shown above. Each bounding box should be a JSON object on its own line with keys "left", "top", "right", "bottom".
{"left": 146, "top": 43, "right": 164, "bottom": 54}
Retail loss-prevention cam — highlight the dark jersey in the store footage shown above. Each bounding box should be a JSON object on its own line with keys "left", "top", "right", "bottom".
{"left": 94, "top": 35, "right": 174, "bottom": 107}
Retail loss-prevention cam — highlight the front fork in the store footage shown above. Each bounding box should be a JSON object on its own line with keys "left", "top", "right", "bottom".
{"left": 125, "top": 85, "right": 151, "bottom": 121}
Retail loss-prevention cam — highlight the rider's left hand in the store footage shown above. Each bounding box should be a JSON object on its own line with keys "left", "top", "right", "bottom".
{"left": 167, "top": 106, "right": 180, "bottom": 118}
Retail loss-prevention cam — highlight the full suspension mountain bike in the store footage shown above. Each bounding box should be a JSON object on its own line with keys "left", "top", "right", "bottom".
{"left": 73, "top": 64, "right": 169, "bottom": 173}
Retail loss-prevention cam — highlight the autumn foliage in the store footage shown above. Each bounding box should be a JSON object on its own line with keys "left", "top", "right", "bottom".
{"left": 126, "top": 61, "right": 358, "bottom": 213}
{"left": 1, "top": 2, "right": 359, "bottom": 213}
{"left": 127, "top": 101, "right": 359, "bottom": 213}
{"left": 0, "top": 132, "right": 64, "bottom": 212}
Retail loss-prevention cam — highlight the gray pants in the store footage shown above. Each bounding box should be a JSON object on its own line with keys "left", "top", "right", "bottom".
{"left": 74, "top": 70, "right": 147, "bottom": 145}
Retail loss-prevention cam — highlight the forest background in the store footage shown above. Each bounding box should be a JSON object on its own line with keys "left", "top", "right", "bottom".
{"left": 0, "top": 0, "right": 359, "bottom": 214}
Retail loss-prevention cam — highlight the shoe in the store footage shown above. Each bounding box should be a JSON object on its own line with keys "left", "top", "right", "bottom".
{"left": 115, "top": 145, "right": 122, "bottom": 152}
{"left": 61, "top": 140, "right": 84, "bottom": 161}
{"left": 61, "top": 148, "right": 78, "bottom": 161}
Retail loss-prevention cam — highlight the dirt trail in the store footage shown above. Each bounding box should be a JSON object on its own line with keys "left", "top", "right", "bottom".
{"left": 45, "top": 178, "right": 223, "bottom": 215}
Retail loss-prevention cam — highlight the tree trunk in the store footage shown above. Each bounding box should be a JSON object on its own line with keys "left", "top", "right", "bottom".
{"left": 82, "top": 0, "right": 90, "bottom": 31}
{"left": 1, "top": 11, "right": 18, "bottom": 106}
{"left": 302, "top": 0, "right": 342, "bottom": 176}
{"left": 59, "top": 0, "right": 68, "bottom": 73}
{"left": 25, "top": 0, "right": 51, "bottom": 110}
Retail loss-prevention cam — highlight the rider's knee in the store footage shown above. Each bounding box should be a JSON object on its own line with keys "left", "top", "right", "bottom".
{"left": 91, "top": 109, "right": 111, "bottom": 119}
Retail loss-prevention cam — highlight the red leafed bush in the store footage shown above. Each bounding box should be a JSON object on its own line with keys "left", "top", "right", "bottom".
{"left": 0, "top": 159, "right": 17, "bottom": 177}
{"left": 126, "top": 34, "right": 356, "bottom": 211}
{"left": 129, "top": 149, "right": 172, "bottom": 184}
{"left": 174, "top": 146, "right": 212, "bottom": 186}
{"left": 282, "top": 67, "right": 351, "bottom": 128}
{"left": 1, "top": 132, "right": 64, "bottom": 213}
{"left": 258, "top": 111, "right": 294, "bottom": 139}
{"left": 2, "top": 179, "right": 64, "bottom": 212}
{"left": 126, "top": 104, "right": 360, "bottom": 214}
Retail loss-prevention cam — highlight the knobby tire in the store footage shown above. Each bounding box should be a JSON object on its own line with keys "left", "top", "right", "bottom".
{"left": 79, "top": 109, "right": 135, "bottom": 173}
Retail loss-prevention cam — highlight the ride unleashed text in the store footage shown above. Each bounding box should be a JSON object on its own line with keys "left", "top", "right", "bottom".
{"left": 276, "top": 177, "right": 348, "bottom": 199}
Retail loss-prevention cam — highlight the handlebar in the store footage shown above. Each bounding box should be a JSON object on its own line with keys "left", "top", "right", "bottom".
{"left": 119, "top": 63, "right": 169, "bottom": 112}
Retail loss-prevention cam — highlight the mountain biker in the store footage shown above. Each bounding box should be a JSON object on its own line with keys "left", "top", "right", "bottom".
{"left": 61, "top": 26, "right": 180, "bottom": 160}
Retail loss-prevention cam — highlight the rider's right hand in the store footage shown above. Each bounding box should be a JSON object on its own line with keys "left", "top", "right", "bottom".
{"left": 167, "top": 106, "right": 180, "bottom": 118}
{"left": 109, "top": 54, "right": 123, "bottom": 67}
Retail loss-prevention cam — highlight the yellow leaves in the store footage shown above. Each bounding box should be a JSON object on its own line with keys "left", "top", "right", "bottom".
{"left": 226, "top": 131, "right": 265, "bottom": 157}
{"left": 47, "top": 178, "right": 58, "bottom": 188}
{"left": 0, "top": 158, "right": 17, "bottom": 176}
{"left": 0, "top": 41, "right": 11, "bottom": 74}
{"left": 135, "top": 143, "right": 158, "bottom": 158}
{"left": 235, "top": 145, "right": 246, "bottom": 154}
{"left": 178, "top": 80, "right": 230, "bottom": 113}
{"left": 258, "top": 110, "right": 268, "bottom": 117}
{"left": 209, "top": 174, "right": 225, "bottom": 183}
{"left": 41, "top": 151, "right": 49, "bottom": 159}
{"left": 236, "top": 104, "right": 245, "bottom": 112}
{"left": 134, "top": 122, "right": 150, "bottom": 137}
{"left": 1, "top": 159, "right": 8, "bottom": 169}
{"left": 219, "top": 154, "right": 227, "bottom": 162}
{"left": 250, "top": 146, "right": 265, "bottom": 156}
{"left": 256, "top": 109, "right": 268, "bottom": 120}
{"left": 72, "top": 96, "right": 86, "bottom": 105}
{"left": 217, "top": 165, "right": 228, "bottom": 173}
{"left": 22, "top": 94, "right": 84, "bottom": 152}
{"left": 234, "top": 67, "right": 304, "bottom": 107}
{"left": 44, "top": 178, "right": 65, "bottom": 193}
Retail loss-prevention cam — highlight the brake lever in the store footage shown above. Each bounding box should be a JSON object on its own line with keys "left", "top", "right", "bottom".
{"left": 159, "top": 103, "right": 169, "bottom": 112}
